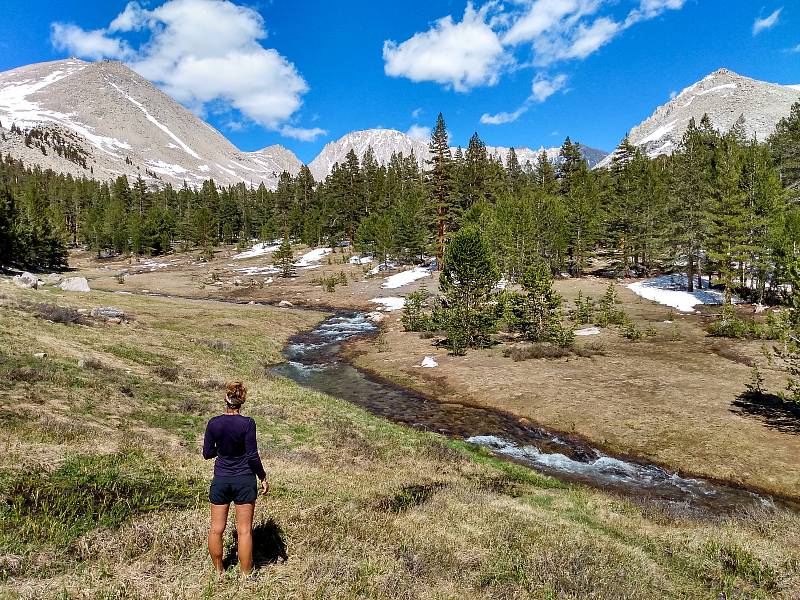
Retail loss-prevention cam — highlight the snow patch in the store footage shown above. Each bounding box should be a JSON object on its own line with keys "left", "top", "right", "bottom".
{"left": 697, "top": 83, "right": 737, "bottom": 96}
{"left": 294, "top": 247, "right": 332, "bottom": 267}
{"left": 627, "top": 274, "right": 733, "bottom": 313}
{"left": 421, "top": 356, "right": 438, "bottom": 368}
{"left": 370, "top": 296, "right": 405, "bottom": 311}
{"left": 639, "top": 120, "right": 678, "bottom": 145}
{"left": 349, "top": 255, "right": 373, "bottom": 265}
{"left": 575, "top": 327, "right": 600, "bottom": 336}
{"left": 110, "top": 82, "right": 200, "bottom": 158}
{"left": 382, "top": 266, "right": 431, "bottom": 289}
{"left": 233, "top": 242, "right": 280, "bottom": 260}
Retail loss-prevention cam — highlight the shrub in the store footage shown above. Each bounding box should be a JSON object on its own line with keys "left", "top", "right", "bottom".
{"left": 503, "top": 343, "right": 571, "bottom": 361}
{"left": 28, "top": 302, "right": 87, "bottom": 325}
{"left": 571, "top": 291, "right": 594, "bottom": 325}
{"left": 402, "top": 288, "right": 432, "bottom": 332}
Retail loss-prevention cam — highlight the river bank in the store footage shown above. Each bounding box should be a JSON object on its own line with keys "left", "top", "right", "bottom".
{"left": 350, "top": 277, "right": 800, "bottom": 500}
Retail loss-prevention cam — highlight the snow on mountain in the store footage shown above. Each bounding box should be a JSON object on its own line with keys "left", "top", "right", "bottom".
{"left": 309, "top": 128, "right": 608, "bottom": 181}
{"left": 0, "top": 59, "right": 301, "bottom": 189}
{"left": 308, "top": 129, "right": 429, "bottom": 180}
{"left": 597, "top": 68, "right": 800, "bottom": 168}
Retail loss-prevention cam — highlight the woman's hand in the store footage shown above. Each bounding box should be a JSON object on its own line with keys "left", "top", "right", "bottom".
{"left": 261, "top": 479, "right": 270, "bottom": 495}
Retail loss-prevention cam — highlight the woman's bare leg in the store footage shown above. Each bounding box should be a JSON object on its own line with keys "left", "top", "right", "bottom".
{"left": 234, "top": 502, "right": 255, "bottom": 575}
{"left": 208, "top": 503, "right": 229, "bottom": 574}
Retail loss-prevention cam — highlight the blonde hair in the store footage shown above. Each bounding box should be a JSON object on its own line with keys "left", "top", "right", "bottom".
{"left": 225, "top": 381, "right": 247, "bottom": 407}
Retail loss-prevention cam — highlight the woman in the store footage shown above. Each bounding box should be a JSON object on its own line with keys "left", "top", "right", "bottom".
{"left": 203, "top": 381, "right": 269, "bottom": 576}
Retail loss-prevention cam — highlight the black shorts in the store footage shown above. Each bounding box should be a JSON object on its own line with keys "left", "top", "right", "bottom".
{"left": 209, "top": 475, "right": 258, "bottom": 505}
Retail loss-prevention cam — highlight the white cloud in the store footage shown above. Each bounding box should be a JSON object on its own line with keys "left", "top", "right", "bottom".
{"left": 279, "top": 125, "right": 327, "bottom": 142}
{"left": 504, "top": 0, "right": 602, "bottom": 46}
{"left": 531, "top": 72, "right": 568, "bottom": 101}
{"left": 50, "top": 0, "right": 320, "bottom": 139}
{"left": 383, "top": 3, "right": 509, "bottom": 92}
{"left": 480, "top": 105, "right": 529, "bottom": 125}
{"left": 626, "top": 0, "right": 687, "bottom": 26}
{"left": 753, "top": 8, "right": 782, "bottom": 36}
{"left": 791, "top": 43, "right": 800, "bottom": 53}
{"left": 411, "top": 107, "right": 423, "bottom": 119}
{"left": 481, "top": 72, "right": 567, "bottom": 125}
{"left": 561, "top": 17, "right": 620, "bottom": 60}
{"left": 407, "top": 124, "right": 430, "bottom": 140}
{"left": 669, "top": 89, "right": 677, "bottom": 99}
{"left": 50, "top": 23, "right": 132, "bottom": 60}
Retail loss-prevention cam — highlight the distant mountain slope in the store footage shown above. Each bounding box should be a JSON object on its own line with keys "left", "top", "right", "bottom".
{"left": 0, "top": 59, "right": 302, "bottom": 189}
{"left": 309, "top": 128, "right": 608, "bottom": 180}
{"left": 597, "top": 68, "right": 800, "bottom": 168}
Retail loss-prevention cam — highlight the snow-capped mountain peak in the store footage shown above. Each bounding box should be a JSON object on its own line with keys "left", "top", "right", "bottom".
{"left": 596, "top": 68, "right": 800, "bottom": 168}
{"left": 0, "top": 59, "right": 302, "bottom": 188}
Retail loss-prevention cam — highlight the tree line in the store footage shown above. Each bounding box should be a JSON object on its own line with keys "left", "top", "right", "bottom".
{"left": 1, "top": 104, "right": 799, "bottom": 304}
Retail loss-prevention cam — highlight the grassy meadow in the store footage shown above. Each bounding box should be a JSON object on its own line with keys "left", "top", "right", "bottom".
{"left": 0, "top": 281, "right": 799, "bottom": 599}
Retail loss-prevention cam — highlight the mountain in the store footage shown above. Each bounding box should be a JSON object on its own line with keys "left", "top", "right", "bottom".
{"left": 309, "top": 128, "right": 608, "bottom": 180}
{"left": 597, "top": 68, "right": 800, "bottom": 168}
{"left": 308, "top": 129, "right": 428, "bottom": 180}
{"left": 0, "top": 59, "right": 302, "bottom": 189}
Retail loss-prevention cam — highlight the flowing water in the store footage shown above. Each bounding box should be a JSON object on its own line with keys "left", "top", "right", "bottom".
{"left": 272, "top": 311, "right": 787, "bottom": 514}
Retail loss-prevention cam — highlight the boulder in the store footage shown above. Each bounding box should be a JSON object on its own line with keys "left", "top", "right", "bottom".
{"left": 42, "top": 273, "right": 63, "bottom": 285}
{"left": 12, "top": 272, "right": 39, "bottom": 289}
{"left": 278, "top": 300, "right": 294, "bottom": 308}
{"left": 90, "top": 307, "right": 125, "bottom": 320}
{"left": 59, "top": 277, "right": 90, "bottom": 292}
{"left": 33, "top": 352, "right": 47, "bottom": 359}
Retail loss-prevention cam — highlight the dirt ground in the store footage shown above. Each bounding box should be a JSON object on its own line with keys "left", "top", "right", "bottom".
{"left": 64, "top": 246, "right": 800, "bottom": 499}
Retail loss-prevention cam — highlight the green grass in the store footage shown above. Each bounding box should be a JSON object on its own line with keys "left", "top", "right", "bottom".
{"left": 0, "top": 450, "right": 202, "bottom": 552}
{"left": 1, "top": 284, "right": 799, "bottom": 599}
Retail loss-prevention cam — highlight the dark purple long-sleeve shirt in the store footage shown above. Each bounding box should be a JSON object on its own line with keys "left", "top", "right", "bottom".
{"left": 203, "top": 414, "right": 266, "bottom": 480}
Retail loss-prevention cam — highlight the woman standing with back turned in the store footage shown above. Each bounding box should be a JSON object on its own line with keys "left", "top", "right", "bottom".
{"left": 203, "top": 381, "right": 269, "bottom": 577}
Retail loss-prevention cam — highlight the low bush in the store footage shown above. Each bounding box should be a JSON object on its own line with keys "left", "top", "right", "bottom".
{"left": 28, "top": 302, "right": 87, "bottom": 325}
{"left": 503, "top": 343, "right": 571, "bottom": 361}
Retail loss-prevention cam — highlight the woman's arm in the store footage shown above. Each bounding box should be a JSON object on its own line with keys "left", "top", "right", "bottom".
{"left": 245, "top": 418, "right": 267, "bottom": 481}
{"left": 202, "top": 421, "right": 217, "bottom": 459}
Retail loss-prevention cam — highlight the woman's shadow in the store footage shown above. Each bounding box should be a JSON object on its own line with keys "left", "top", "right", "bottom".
{"left": 223, "top": 518, "right": 289, "bottom": 570}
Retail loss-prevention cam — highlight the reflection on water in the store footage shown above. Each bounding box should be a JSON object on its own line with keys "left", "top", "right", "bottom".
{"left": 272, "top": 311, "right": 782, "bottom": 513}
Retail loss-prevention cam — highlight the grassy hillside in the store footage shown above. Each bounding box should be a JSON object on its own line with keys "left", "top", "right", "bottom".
{"left": 0, "top": 282, "right": 798, "bottom": 599}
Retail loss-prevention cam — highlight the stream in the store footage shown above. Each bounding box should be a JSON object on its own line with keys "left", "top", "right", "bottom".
{"left": 272, "top": 311, "right": 785, "bottom": 514}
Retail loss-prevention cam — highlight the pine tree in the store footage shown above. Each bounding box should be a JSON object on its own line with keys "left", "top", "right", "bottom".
{"left": 507, "top": 262, "right": 565, "bottom": 343}
{"left": 425, "top": 113, "right": 454, "bottom": 266}
{"left": 670, "top": 116, "right": 717, "bottom": 291}
{"left": 273, "top": 234, "right": 296, "bottom": 278}
{"left": 438, "top": 226, "right": 499, "bottom": 353}
{"left": 768, "top": 101, "right": 800, "bottom": 190}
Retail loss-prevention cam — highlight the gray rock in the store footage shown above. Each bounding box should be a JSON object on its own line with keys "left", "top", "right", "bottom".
{"left": 59, "top": 277, "right": 90, "bottom": 292}
{"left": 90, "top": 306, "right": 125, "bottom": 320}
{"left": 12, "top": 272, "right": 39, "bottom": 289}
{"left": 278, "top": 300, "right": 294, "bottom": 308}
{"left": 42, "top": 273, "right": 63, "bottom": 285}
{"left": 33, "top": 352, "right": 47, "bottom": 359}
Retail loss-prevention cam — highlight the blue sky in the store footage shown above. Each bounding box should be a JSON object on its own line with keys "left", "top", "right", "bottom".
{"left": 0, "top": 0, "right": 798, "bottom": 163}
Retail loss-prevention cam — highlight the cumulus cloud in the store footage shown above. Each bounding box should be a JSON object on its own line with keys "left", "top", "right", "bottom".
{"left": 383, "top": 3, "right": 509, "bottom": 92}
{"left": 407, "top": 124, "right": 431, "bottom": 140}
{"left": 753, "top": 8, "right": 782, "bottom": 36}
{"left": 50, "top": 0, "right": 320, "bottom": 139}
{"left": 386, "top": 0, "right": 689, "bottom": 100}
{"left": 51, "top": 23, "right": 132, "bottom": 60}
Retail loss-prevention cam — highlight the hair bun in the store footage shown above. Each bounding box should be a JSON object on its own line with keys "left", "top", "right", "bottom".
{"left": 226, "top": 381, "right": 247, "bottom": 406}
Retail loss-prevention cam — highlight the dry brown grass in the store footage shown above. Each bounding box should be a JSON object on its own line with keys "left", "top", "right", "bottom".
{"left": 1, "top": 267, "right": 799, "bottom": 599}
{"left": 353, "top": 277, "right": 800, "bottom": 499}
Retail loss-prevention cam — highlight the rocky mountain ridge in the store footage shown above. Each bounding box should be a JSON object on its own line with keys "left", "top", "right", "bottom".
{"left": 597, "top": 68, "right": 800, "bottom": 168}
